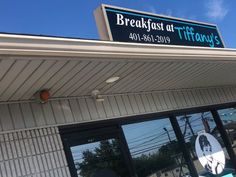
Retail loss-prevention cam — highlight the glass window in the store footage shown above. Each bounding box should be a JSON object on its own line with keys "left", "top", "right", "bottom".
{"left": 71, "top": 138, "right": 129, "bottom": 177}
{"left": 177, "top": 112, "right": 235, "bottom": 177}
{"left": 122, "top": 118, "right": 190, "bottom": 177}
{"left": 218, "top": 107, "right": 236, "bottom": 154}
{"left": 61, "top": 127, "right": 132, "bottom": 177}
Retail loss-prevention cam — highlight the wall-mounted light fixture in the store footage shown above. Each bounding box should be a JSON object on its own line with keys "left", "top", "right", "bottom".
{"left": 91, "top": 90, "right": 104, "bottom": 102}
{"left": 34, "top": 89, "right": 51, "bottom": 104}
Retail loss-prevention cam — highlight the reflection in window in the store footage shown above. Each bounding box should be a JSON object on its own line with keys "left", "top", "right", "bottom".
{"left": 71, "top": 139, "right": 129, "bottom": 177}
{"left": 218, "top": 107, "right": 236, "bottom": 154}
{"left": 122, "top": 118, "right": 190, "bottom": 177}
{"left": 177, "top": 112, "right": 235, "bottom": 177}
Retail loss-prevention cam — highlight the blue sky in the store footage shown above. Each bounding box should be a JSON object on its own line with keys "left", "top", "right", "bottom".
{"left": 0, "top": 0, "right": 235, "bottom": 48}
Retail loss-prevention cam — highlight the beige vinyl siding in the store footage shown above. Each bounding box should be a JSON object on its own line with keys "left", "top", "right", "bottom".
{"left": 0, "top": 86, "right": 236, "bottom": 132}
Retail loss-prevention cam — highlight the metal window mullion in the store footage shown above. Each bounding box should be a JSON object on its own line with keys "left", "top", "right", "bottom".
{"left": 211, "top": 109, "right": 236, "bottom": 170}
{"left": 169, "top": 115, "right": 198, "bottom": 177}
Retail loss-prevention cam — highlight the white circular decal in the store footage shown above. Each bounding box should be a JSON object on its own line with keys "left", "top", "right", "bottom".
{"left": 195, "top": 133, "right": 225, "bottom": 175}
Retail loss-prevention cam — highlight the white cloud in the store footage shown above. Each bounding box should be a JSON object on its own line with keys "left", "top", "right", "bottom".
{"left": 147, "top": 6, "right": 157, "bottom": 14}
{"left": 205, "top": 0, "right": 228, "bottom": 20}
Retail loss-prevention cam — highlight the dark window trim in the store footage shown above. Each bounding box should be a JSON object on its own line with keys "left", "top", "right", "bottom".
{"left": 61, "top": 125, "right": 136, "bottom": 177}
{"left": 211, "top": 109, "right": 236, "bottom": 169}
{"left": 59, "top": 101, "right": 236, "bottom": 177}
{"left": 170, "top": 115, "right": 199, "bottom": 177}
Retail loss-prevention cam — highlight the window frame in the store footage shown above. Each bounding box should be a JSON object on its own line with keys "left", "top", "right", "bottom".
{"left": 59, "top": 102, "right": 236, "bottom": 177}
{"left": 60, "top": 125, "right": 136, "bottom": 177}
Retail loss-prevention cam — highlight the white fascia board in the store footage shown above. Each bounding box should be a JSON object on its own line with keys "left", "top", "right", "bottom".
{"left": 0, "top": 33, "right": 236, "bottom": 62}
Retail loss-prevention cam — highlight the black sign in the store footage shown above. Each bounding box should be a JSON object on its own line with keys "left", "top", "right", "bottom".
{"left": 99, "top": 5, "right": 224, "bottom": 48}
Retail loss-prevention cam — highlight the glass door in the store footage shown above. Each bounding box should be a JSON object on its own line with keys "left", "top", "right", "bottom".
{"left": 61, "top": 126, "right": 134, "bottom": 177}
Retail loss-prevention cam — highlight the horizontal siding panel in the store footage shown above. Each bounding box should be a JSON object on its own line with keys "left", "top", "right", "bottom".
{"left": 207, "top": 88, "right": 217, "bottom": 103}
{"left": 78, "top": 98, "right": 91, "bottom": 121}
{"left": 185, "top": 90, "right": 194, "bottom": 107}
{"left": 51, "top": 101, "right": 65, "bottom": 124}
{"left": 20, "top": 103, "right": 36, "bottom": 128}
{"left": 190, "top": 90, "right": 200, "bottom": 106}
{"left": 85, "top": 98, "right": 99, "bottom": 120}
{"left": 168, "top": 92, "right": 177, "bottom": 108}
{"left": 68, "top": 99, "right": 83, "bottom": 122}
{"left": 60, "top": 100, "right": 74, "bottom": 123}
{"left": 145, "top": 94, "right": 157, "bottom": 112}
{"left": 114, "top": 95, "right": 127, "bottom": 116}
{"left": 95, "top": 99, "right": 107, "bottom": 119}
{"left": 31, "top": 103, "right": 46, "bottom": 127}
{"left": 128, "top": 94, "right": 140, "bottom": 114}
{"left": 0, "top": 86, "right": 236, "bottom": 132}
{"left": 100, "top": 97, "right": 113, "bottom": 118}
{"left": 135, "top": 94, "right": 146, "bottom": 113}
{"left": 159, "top": 92, "right": 169, "bottom": 110}
{"left": 200, "top": 89, "right": 210, "bottom": 104}
{"left": 219, "top": 87, "right": 228, "bottom": 103}
{"left": 9, "top": 104, "right": 25, "bottom": 130}
{"left": 227, "top": 87, "right": 235, "bottom": 101}
{"left": 108, "top": 96, "right": 121, "bottom": 117}
{"left": 196, "top": 89, "right": 205, "bottom": 105}
{"left": 140, "top": 94, "right": 151, "bottom": 112}
{"left": 168, "top": 92, "right": 178, "bottom": 109}
{"left": 41, "top": 103, "right": 56, "bottom": 125}
{"left": 122, "top": 95, "right": 134, "bottom": 115}
{"left": 151, "top": 92, "right": 163, "bottom": 111}
{"left": 223, "top": 87, "right": 232, "bottom": 101}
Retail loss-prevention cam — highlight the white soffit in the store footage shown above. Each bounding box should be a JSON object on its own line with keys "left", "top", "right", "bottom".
{"left": 0, "top": 33, "right": 236, "bottom": 102}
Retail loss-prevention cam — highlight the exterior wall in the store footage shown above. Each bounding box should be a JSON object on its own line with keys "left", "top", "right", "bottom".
{"left": 0, "top": 127, "right": 70, "bottom": 177}
{"left": 0, "top": 86, "right": 236, "bottom": 177}
{"left": 1, "top": 86, "right": 236, "bottom": 132}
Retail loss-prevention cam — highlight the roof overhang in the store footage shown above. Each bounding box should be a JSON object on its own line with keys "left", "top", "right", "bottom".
{"left": 0, "top": 33, "right": 236, "bottom": 103}
{"left": 1, "top": 33, "right": 236, "bottom": 61}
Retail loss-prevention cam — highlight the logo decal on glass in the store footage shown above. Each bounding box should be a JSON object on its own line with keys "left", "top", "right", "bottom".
{"left": 195, "top": 133, "right": 225, "bottom": 175}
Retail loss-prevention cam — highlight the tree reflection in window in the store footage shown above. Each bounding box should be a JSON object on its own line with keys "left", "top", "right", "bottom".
{"left": 71, "top": 139, "right": 129, "bottom": 177}
{"left": 123, "top": 118, "right": 190, "bottom": 177}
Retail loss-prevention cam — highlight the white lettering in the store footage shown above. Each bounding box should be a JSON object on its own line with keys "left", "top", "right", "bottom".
{"left": 125, "top": 18, "right": 130, "bottom": 26}
{"left": 136, "top": 20, "right": 141, "bottom": 28}
{"left": 130, "top": 19, "right": 135, "bottom": 27}
{"left": 115, "top": 14, "right": 164, "bottom": 32}
{"left": 116, "top": 14, "right": 124, "bottom": 25}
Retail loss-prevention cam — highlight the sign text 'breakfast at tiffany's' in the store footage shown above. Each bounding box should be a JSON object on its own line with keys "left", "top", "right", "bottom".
{"left": 94, "top": 4, "right": 224, "bottom": 48}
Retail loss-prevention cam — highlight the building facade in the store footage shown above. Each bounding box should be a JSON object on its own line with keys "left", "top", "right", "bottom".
{"left": 0, "top": 34, "right": 236, "bottom": 177}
